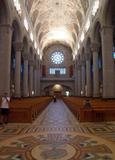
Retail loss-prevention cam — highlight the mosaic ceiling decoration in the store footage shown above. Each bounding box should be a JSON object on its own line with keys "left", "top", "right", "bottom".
{"left": 26, "top": 0, "right": 89, "bottom": 52}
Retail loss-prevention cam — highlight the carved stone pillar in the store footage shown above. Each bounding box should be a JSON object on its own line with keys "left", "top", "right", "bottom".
{"left": 86, "top": 53, "right": 92, "bottom": 97}
{"left": 0, "top": 24, "right": 12, "bottom": 96}
{"left": 77, "top": 64, "right": 81, "bottom": 96}
{"left": 13, "top": 42, "right": 22, "bottom": 97}
{"left": 91, "top": 42, "right": 100, "bottom": 97}
{"left": 81, "top": 61, "right": 86, "bottom": 96}
{"left": 74, "top": 61, "right": 78, "bottom": 96}
{"left": 101, "top": 25, "right": 115, "bottom": 98}
{"left": 23, "top": 54, "right": 29, "bottom": 97}
{"left": 37, "top": 62, "right": 41, "bottom": 96}
{"left": 34, "top": 65, "right": 37, "bottom": 96}
{"left": 29, "top": 60, "right": 34, "bottom": 96}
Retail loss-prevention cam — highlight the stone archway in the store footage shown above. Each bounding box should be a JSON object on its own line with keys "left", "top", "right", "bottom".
{"left": 43, "top": 84, "right": 73, "bottom": 97}
{"left": 11, "top": 20, "right": 22, "bottom": 97}
{"left": 92, "top": 22, "right": 102, "bottom": 97}
{"left": 21, "top": 37, "right": 29, "bottom": 97}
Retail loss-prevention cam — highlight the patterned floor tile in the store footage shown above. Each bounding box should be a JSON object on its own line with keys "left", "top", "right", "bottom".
{"left": 0, "top": 132, "right": 115, "bottom": 160}
{"left": 0, "top": 99, "right": 115, "bottom": 159}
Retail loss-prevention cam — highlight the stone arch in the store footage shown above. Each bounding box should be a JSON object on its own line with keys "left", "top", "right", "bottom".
{"left": 80, "top": 0, "right": 89, "bottom": 14}
{"left": 76, "top": 10, "right": 83, "bottom": 27}
{"left": 12, "top": 19, "right": 22, "bottom": 42}
{"left": 31, "top": 9, "right": 38, "bottom": 26}
{"left": 73, "top": 23, "right": 79, "bottom": 35}
{"left": 42, "top": 84, "right": 73, "bottom": 96}
{"left": 39, "top": 31, "right": 44, "bottom": 43}
{"left": 10, "top": 19, "right": 22, "bottom": 97}
{"left": 92, "top": 22, "right": 103, "bottom": 97}
{"left": 93, "top": 21, "right": 101, "bottom": 43}
{"left": 36, "top": 22, "right": 41, "bottom": 36}
{"left": 72, "top": 32, "right": 76, "bottom": 43}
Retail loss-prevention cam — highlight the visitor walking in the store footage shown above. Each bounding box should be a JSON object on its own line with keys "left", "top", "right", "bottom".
{"left": 0, "top": 93, "right": 10, "bottom": 125}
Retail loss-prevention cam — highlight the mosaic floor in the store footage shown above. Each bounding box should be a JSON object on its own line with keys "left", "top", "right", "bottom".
{"left": 0, "top": 100, "right": 115, "bottom": 160}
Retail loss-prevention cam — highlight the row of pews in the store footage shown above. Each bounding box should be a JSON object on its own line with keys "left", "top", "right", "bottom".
{"left": 6, "top": 97, "right": 52, "bottom": 123}
{"left": 63, "top": 97, "right": 115, "bottom": 122}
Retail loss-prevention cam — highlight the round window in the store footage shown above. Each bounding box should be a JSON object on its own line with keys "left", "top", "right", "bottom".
{"left": 51, "top": 52, "right": 64, "bottom": 64}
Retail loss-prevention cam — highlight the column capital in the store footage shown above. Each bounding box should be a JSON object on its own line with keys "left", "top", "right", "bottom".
{"left": 101, "top": 25, "right": 113, "bottom": 34}
{"left": 0, "top": 24, "right": 12, "bottom": 29}
{"left": 91, "top": 42, "right": 100, "bottom": 52}
{"left": 13, "top": 42, "right": 23, "bottom": 52}
{"left": 23, "top": 54, "right": 29, "bottom": 60}
{"left": 101, "top": 25, "right": 113, "bottom": 30}
{"left": 85, "top": 52, "right": 91, "bottom": 60}
{"left": 76, "top": 63, "right": 81, "bottom": 70}
{"left": 29, "top": 59, "right": 34, "bottom": 66}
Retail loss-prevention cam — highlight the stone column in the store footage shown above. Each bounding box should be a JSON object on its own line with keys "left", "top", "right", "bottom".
{"left": 101, "top": 25, "right": 115, "bottom": 98}
{"left": 86, "top": 53, "right": 92, "bottom": 97}
{"left": 81, "top": 61, "right": 86, "bottom": 96}
{"left": 37, "top": 62, "right": 41, "bottom": 96}
{"left": 29, "top": 60, "right": 34, "bottom": 96}
{"left": 13, "top": 42, "right": 22, "bottom": 97}
{"left": 0, "top": 24, "right": 12, "bottom": 96}
{"left": 91, "top": 43, "right": 100, "bottom": 97}
{"left": 77, "top": 64, "right": 81, "bottom": 96}
{"left": 74, "top": 61, "right": 78, "bottom": 96}
{"left": 23, "top": 54, "right": 29, "bottom": 97}
{"left": 34, "top": 66, "right": 37, "bottom": 96}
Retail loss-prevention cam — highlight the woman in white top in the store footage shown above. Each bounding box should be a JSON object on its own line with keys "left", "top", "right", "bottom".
{"left": 0, "top": 93, "right": 10, "bottom": 125}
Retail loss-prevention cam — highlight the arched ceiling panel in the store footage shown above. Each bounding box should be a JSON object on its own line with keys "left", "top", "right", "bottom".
{"left": 26, "top": 0, "right": 90, "bottom": 55}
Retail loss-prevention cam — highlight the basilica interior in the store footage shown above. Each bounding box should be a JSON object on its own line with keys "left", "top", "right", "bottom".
{"left": 0, "top": 0, "right": 115, "bottom": 159}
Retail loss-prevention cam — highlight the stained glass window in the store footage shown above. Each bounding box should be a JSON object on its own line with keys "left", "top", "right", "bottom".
{"left": 49, "top": 68, "right": 66, "bottom": 75}
{"left": 51, "top": 52, "right": 64, "bottom": 64}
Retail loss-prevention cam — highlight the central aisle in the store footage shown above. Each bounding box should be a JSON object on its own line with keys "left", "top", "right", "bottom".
{"left": 33, "top": 99, "right": 79, "bottom": 128}
{"left": 0, "top": 99, "right": 115, "bottom": 159}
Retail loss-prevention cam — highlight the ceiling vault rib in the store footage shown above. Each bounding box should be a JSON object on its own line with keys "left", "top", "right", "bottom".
{"left": 25, "top": 0, "right": 89, "bottom": 56}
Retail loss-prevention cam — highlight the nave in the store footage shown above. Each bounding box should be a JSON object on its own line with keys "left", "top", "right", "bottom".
{"left": 0, "top": 100, "right": 115, "bottom": 160}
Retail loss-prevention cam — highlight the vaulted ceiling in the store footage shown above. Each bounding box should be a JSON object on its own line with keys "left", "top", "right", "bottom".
{"left": 26, "top": 0, "right": 89, "bottom": 53}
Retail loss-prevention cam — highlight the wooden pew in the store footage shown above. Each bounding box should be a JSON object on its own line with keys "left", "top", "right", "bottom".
{"left": 63, "top": 97, "right": 115, "bottom": 122}
{"left": 9, "top": 97, "right": 52, "bottom": 123}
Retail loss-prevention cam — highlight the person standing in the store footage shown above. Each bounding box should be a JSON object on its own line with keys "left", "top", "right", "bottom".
{"left": 0, "top": 93, "right": 10, "bottom": 125}
{"left": 53, "top": 95, "right": 57, "bottom": 102}
{"left": 83, "top": 99, "right": 91, "bottom": 108}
